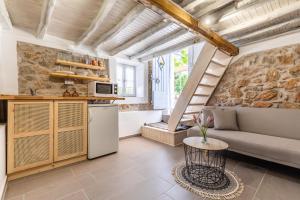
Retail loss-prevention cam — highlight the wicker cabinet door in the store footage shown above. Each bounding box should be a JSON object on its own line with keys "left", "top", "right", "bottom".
{"left": 7, "top": 101, "right": 54, "bottom": 174}
{"left": 54, "top": 101, "right": 87, "bottom": 162}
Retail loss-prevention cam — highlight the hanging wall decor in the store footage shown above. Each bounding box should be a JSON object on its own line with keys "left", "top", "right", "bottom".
{"left": 157, "top": 56, "right": 165, "bottom": 71}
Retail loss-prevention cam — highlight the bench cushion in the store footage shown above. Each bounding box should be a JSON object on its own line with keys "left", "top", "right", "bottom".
{"left": 189, "top": 127, "right": 300, "bottom": 168}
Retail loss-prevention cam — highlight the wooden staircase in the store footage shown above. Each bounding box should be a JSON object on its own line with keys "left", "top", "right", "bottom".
{"left": 167, "top": 42, "right": 233, "bottom": 131}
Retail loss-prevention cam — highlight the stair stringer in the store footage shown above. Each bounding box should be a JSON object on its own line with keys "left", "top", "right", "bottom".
{"left": 167, "top": 43, "right": 217, "bottom": 132}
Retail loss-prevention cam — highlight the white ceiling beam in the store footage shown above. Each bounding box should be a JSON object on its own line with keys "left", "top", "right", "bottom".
{"left": 77, "top": 0, "right": 117, "bottom": 46}
{"left": 36, "top": 0, "right": 56, "bottom": 39}
{"left": 183, "top": 0, "right": 215, "bottom": 11}
{"left": 93, "top": 4, "right": 145, "bottom": 49}
{"left": 110, "top": 0, "right": 207, "bottom": 56}
{"left": 110, "top": 21, "right": 170, "bottom": 55}
{"left": 130, "top": 29, "right": 188, "bottom": 59}
{"left": 195, "top": 0, "right": 234, "bottom": 18}
{"left": 218, "top": 2, "right": 300, "bottom": 38}
{"left": 205, "top": 0, "right": 265, "bottom": 28}
{"left": 215, "top": 0, "right": 271, "bottom": 25}
{"left": 140, "top": 38, "right": 201, "bottom": 62}
{"left": 0, "top": 1, "right": 13, "bottom": 30}
{"left": 231, "top": 18, "right": 300, "bottom": 46}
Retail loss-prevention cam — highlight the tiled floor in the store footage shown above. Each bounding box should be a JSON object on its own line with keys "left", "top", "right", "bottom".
{"left": 5, "top": 136, "right": 300, "bottom": 200}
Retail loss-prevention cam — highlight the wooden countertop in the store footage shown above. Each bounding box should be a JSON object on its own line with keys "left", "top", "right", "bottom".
{"left": 0, "top": 95, "right": 125, "bottom": 101}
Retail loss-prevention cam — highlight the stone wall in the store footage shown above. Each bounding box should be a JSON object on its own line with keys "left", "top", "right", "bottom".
{"left": 17, "top": 42, "right": 108, "bottom": 96}
{"left": 209, "top": 43, "right": 300, "bottom": 109}
{"left": 17, "top": 42, "right": 154, "bottom": 111}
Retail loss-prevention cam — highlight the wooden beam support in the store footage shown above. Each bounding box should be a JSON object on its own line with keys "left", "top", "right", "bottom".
{"left": 231, "top": 18, "right": 300, "bottom": 46}
{"left": 140, "top": 38, "right": 201, "bottom": 62}
{"left": 36, "top": 0, "right": 56, "bottom": 39}
{"left": 77, "top": 0, "right": 117, "bottom": 46}
{"left": 137, "top": 0, "right": 239, "bottom": 56}
{"left": 130, "top": 29, "right": 188, "bottom": 59}
{"left": 110, "top": 0, "right": 200, "bottom": 56}
{"left": 93, "top": 4, "right": 145, "bottom": 49}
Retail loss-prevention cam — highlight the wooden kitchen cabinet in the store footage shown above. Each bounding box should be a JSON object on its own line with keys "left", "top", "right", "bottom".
{"left": 54, "top": 101, "right": 87, "bottom": 161}
{"left": 7, "top": 100, "right": 88, "bottom": 179}
{"left": 7, "top": 101, "right": 54, "bottom": 174}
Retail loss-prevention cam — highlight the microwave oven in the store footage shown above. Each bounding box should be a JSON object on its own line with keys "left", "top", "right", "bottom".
{"left": 88, "top": 81, "right": 118, "bottom": 97}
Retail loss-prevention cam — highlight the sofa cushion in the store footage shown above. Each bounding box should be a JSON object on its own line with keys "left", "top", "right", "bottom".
{"left": 188, "top": 127, "right": 300, "bottom": 167}
{"left": 236, "top": 107, "right": 300, "bottom": 140}
{"left": 213, "top": 109, "right": 239, "bottom": 131}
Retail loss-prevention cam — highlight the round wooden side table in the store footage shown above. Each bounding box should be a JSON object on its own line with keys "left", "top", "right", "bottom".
{"left": 183, "top": 137, "right": 229, "bottom": 189}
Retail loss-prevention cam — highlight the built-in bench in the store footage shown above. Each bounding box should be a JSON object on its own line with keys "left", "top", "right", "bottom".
{"left": 141, "top": 116, "right": 193, "bottom": 146}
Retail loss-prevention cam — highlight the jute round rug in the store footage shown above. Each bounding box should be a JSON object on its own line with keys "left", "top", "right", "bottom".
{"left": 172, "top": 163, "right": 244, "bottom": 200}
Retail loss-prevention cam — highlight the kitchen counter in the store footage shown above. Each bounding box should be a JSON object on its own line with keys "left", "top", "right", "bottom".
{"left": 0, "top": 94, "right": 125, "bottom": 101}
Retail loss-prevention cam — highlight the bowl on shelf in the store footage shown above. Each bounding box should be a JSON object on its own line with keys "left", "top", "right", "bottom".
{"left": 55, "top": 71, "right": 75, "bottom": 75}
{"left": 76, "top": 71, "right": 89, "bottom": 76}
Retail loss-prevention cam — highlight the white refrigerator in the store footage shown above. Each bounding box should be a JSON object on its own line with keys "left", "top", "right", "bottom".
{"left": 88, "top": 104, "right": 119, "bottom": 159}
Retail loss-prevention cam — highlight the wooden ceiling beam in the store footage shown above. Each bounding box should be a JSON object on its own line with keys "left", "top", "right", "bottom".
{"left": 36, "top": 0, "right": 56, "bottom": 39}
{"left": 130, "top": 29, "right": 189, "bottom": 59}
{"left": 231, "top": 18, "right": 300, "bottom": 46}
{"left": 77, "top": 0, "right": 117, "bottom": 46}
{"left": 137, "top": 0, "right": 239, "bottom": 56}
{"left": 93, "top": 4, "right": 145, "bottom": 49}
{"left": 110, "top": 0, "right": 204, "bottom": 56}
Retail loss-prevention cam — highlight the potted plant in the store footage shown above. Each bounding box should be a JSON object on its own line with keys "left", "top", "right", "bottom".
{"left": 192, "top": 114, "right": 214, "bottom": 144}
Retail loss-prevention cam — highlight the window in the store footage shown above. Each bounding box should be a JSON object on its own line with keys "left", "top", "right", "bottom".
{"left": 172, "top": 48, "right": 189, "bottom": 100}
{"left": 117, "top": 64, "right": 136, "bottom": 97}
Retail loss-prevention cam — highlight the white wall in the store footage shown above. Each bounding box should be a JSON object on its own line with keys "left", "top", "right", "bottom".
{"left": 233, "top": 29, "right": 300, "bottom": 62}
{"left": 0, "top": 125, "right": 6, "bottom": 200}
{"left": 119, "top": 110, "right": 162, "bottom": 138}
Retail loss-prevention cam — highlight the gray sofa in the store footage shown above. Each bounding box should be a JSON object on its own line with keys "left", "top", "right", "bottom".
{"left": 188, "top": 107, "right": 300, "bottom": 169}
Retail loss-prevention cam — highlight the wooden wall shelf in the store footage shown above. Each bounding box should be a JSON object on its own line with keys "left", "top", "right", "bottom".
{"left": 50, "top": 72, "right": 110, "bottom": 82}
{"left": 56, "top": 59, "right": 106, "bottom": 71}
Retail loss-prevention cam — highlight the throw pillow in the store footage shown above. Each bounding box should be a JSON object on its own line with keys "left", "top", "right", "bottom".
{"left": 201, "top": 108, "right": 214, "bottom": 128}
{"left": 213, "top": 109, "right": 239, "bottom": 130}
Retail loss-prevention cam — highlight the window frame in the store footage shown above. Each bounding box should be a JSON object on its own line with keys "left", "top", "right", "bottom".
{"left": 117, "top": 64, "right": 137, "bottom": 97}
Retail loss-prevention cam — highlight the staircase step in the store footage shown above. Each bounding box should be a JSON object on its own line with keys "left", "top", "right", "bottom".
{"left": 211, "top": 59, "right": 226, "bottom": 67}
{"left": 204, "top": 72, "right": 220, "bottom": 78}
{"left": 188, "top": 103, "right": 205, "bottom": 106}
{"left": 198, "top": 83, "right": 215, "bottom": 88}
{"left": 183, "top": 111, "right": 201, "bottom": 115}
{"left": 193, "top": 94, "right": 209, "bottom": 97}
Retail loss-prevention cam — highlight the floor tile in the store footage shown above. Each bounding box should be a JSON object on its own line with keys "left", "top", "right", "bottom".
{"left": 166, "top": 185, "right": 199, "bottom": 200}
{"left": 255, "top": 170, "right": 300, "bottom": 200}
{"left": 5, "top": 195, "right": 24, "bottom": 200}
{"left": 155, "top": 194, "right": 174, "bottom": 200}
{"left": 57, "top": 190, "right": 89, "bottom": 200}
{"left": 108, "top": 177, "right": 173, "bottom": 200}
{"left": 5, "top": 136, "right": 300, "bottom": 200}
{"left": 233, "top": 162, "right": 267, "bottom": 189}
